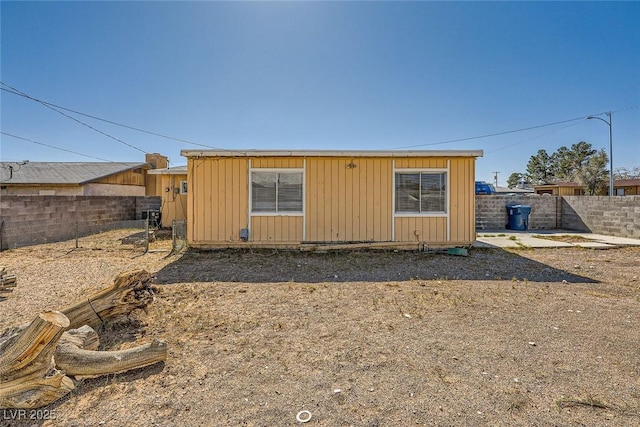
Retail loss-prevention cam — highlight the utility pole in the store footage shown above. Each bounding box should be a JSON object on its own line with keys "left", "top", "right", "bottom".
{"left": 492, "top": 171, "right": 500, "bottom": 187}
{"left": 587, "top": 112, "right": 613, "bottom": 197}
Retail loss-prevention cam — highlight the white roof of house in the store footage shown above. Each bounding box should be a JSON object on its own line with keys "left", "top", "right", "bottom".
{"left": 180, "top": 149, "right": 484, "bottom": 158}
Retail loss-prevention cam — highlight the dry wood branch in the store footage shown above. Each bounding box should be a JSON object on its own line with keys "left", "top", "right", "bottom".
{"left": 0, "top": 270, "right": 167, "bottom": 409}
{"left": 56, "top": 332, "right": 167, "bottom": 379}
{"left": 0, "top": 311, "right": 74, "bottom": 408}
{"left": 58, "top": 325, "right": 100, "bottom": 351}
{"left": 62, "top": 270, "right": 156, "bottom": 330}
{"left": 0, "top": 370, "right": 74, "bottom": 409}
{"left": 0, "top": 269, "right": 17, "bottom": 297}
{"left": 555, "top": 395, "right": 613, "bottom": 411}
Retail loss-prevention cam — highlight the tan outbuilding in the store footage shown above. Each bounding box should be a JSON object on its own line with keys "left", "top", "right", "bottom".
{"left": 180, "top": 150, "right": 483, "bottom": 249}
{"left": 146, "top": 166, "right": 188, "bottom": 228}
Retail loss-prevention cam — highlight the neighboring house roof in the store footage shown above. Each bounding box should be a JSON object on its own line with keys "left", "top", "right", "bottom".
{"left": 147, "top": 165, "right": 187, "bottom": 175}
{"left": 535, "top": 179, "right": 640, "bottom": 189}
{"left": 615, "top": 179, "right": 640, "bottom": 186}
{"left": 534, "top": 182, "right": 583, "bottom": 188}
{"left": 180, "top": 149, "right": 484, "bottom": 158}
{"left": 0, "top": 162, "right": 148, "bottom": 185}
{"left": 495, "top": 186, "right": 534, "bottom": 193}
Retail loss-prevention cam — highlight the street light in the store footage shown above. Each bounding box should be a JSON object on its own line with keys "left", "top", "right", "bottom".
{"left": 586, "top": 111, "right": 613, "bottom": 197}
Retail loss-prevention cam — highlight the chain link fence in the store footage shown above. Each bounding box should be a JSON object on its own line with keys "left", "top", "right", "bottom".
{"left": 72, "top": 218, "right": 178, "bottom": 255}
{"left": 171, "top": 219, "right": 187, "bottom": 252}
{"left": 1, "top": 217, "right": 184, "bottom": 255}
{"left": 73, "top": 219, "right": 149, "bottom": 254}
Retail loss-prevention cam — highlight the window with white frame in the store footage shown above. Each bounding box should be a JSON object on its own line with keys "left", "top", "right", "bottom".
{"left": 251, "top": 171, "right": 303, "bottom": 213}
{"left": 395, "top": 172, "right": 447, "bottom": 213}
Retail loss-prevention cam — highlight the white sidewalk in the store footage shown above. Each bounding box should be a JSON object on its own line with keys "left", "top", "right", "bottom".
{"left": 474, "top": 230, "right": 640, "bottom": 249}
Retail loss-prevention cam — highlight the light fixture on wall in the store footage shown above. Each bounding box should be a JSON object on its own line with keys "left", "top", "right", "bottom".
{"left": 346, "top": 161, "right": 357, "bottom": 169}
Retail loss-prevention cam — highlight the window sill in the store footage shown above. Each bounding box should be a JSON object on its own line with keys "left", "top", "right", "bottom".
{"left": 250, "top": 212, "right": 304, "bottom": 217}
{"left": 394, "top": 212, "right": 447, "bottom": 217}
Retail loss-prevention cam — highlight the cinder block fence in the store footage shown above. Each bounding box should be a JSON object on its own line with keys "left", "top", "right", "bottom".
{"left": 475, "top": 195, "right": 559, "bottom": 230}
{"left": 560, "top": 195, "right": 640, "bottom": 238}
{"left": 0, "top": 196, "right": 160, "bottom": 250}
{"left": 475, "top": 195, "right": 640, "bottom": 239}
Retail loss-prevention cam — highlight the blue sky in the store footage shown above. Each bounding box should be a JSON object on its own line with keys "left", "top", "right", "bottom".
{"left": 1, "top": 1, "right": 639, "bottom": 185}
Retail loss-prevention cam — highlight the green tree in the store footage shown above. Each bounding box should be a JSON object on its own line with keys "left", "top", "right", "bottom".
{"left": 572, "top": 150, "right": 609, "bottom": 195}
{"left": 550, "top": 141, "right": 597, "bottom": 182}
{"left": 526, "top": 149, "right": 554, "bottom": 185}
{"left": 550, "top": 146, "right": 572, "bottom": 181}
{"left": 507, "top": 172, "right": 523, "bottom": 188}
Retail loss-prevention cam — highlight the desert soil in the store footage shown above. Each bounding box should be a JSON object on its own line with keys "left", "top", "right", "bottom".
{"left": 0, "top": 230, "right": 639, "bottom": 426}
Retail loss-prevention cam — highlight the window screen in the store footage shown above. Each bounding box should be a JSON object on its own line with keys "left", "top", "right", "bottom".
{"left": 395, "top": 172, "right": 446, "bottom": 213}
{"left": 251, "top": 171, "right": 303, "bottom": 213}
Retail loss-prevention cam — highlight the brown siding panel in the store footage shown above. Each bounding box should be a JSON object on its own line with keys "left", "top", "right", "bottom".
{"left": 395, "top": 217, "right": 447, "bottom": 243}
{"left": 156, "top": 174, "right": 188, "bottom": 227}
{"left": 251, "top": 216, "right": 302, "bottom": 242}
{"left": 305, "top": 157, "right": 392, "bottom": 243}
{"left": 95, "top": 169, "right": 146, "bottom": 186}
{"left": 447, "top": 158, "right": 475, "bottom": 244}
{"left": 189, "top": 158, "right": 249, "bottom": 244}
{"left": 188, "top": 155, "right": 475, "bottom": 246}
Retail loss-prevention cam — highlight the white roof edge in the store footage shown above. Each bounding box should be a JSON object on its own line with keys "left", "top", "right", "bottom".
{"left": 180, "top": 149, "right": 484, "bottom": 158}
{"left": 147, "top": 166, "right": 188, "bottom": 175}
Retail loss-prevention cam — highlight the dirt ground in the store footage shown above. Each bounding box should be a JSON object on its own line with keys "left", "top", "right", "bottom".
{"left": 1, "top": 230, "right": 639, "bottom": 426}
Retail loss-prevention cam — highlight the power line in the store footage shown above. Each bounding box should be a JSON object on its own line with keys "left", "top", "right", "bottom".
{"left": 2, "top": 132, "right": 119, "bottom": 162}
{"left": 4, "top": 81, "right": 636, "bottom": 153}
{"left": 1, "top": 85, "right": 221, "bottom": 150}
{"left": 484, "top": 121, "right": 583, "bottom": 155}
{"left": 387, "top": 107, "right": 638, "bottom": 150}
{"left": 388, "top": 116, "right": 594, "bottom": 150}
{"left": 1, "top": 82, "right": 147, "bottom": 154}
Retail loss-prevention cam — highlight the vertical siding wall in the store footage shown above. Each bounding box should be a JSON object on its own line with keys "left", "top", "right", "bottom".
{"left": 306, "top": 158, "right": 392, "bottom": 242}
{"left": 449, "top": 158, "right": 476, "bottom": 244}
{"left": 157, "top": 174, "right": 187, "bottom": 228}
{"left": 95, "top": 169, "right": 146, "bottom": 186}
{"left": 188, "top": 158, "right": 249, "bottom": 243}
{"left": 187, "top": 156, "right": 478, "bottom": 246}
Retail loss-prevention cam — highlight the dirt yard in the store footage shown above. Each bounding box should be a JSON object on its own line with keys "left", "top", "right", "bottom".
{"left": 1, "top": 230, "right": 639, "bottom": 426}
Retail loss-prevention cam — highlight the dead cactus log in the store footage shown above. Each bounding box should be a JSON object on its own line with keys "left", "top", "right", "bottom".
{"left": 0, "top": 311, "right": 75, "bottom": 408}
{"left": 62, "top": 269, "right": 156, "bottom": 330}
{"left": 0, "top": 270, "right": 167, "bottom": 409}
{"left": 0, "top": 267, "right": 17, "bottom": 298}
{"left": 55, "top": 325, "right": 167, "bottom": 379}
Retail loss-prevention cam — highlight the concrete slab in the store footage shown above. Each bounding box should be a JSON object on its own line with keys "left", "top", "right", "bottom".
{"left": 572, "top": 242, "right": 617, "bottom": 249}
{"left": 474, "top": 234, "right": 572, "bottom": 248}
{"left": 579, "top": 234, "right": 640, "bottom": 246}
{"left": 474, "top": 230, "right": 640, "bottom": 249}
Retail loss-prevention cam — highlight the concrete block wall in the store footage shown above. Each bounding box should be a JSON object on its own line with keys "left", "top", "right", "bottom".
{"left": 475, "top": 195, "right": 559, "bottom": 230}
{"left": 561, "top": 196, "right": 640, "bottom": 238}
{"left": 0, "top": 196, "right": 160, "bottom": 249}
{"left": 135, "top": 196, "right": 162, "bottom": 219}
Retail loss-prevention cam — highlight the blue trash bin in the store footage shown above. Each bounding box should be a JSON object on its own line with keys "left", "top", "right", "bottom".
{"left": 506, "top": 204, "right": 531, "bottom": 231}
